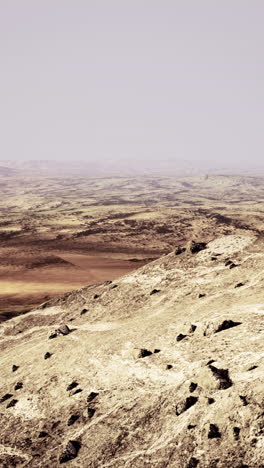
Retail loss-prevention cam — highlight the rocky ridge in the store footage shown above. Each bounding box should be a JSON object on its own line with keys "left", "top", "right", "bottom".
{"left": 0, "top": 233, "right": 263, "bottom": 467}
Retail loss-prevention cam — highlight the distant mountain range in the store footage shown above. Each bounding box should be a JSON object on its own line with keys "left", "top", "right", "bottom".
{"left": 0, "top": 159, "right": 263, "bottom": 177}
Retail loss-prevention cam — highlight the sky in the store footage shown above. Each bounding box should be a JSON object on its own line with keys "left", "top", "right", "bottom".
{"left": 0, "top": 1, "right": 264, "bottom": 169}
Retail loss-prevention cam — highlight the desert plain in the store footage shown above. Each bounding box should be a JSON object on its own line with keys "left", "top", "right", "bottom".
{"left": 1, "top": 164, "right": 264, "bottom": 320}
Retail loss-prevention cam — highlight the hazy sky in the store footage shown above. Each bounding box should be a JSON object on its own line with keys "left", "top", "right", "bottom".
{"left": 1, "top": 1, "right": 264, "bottom": 167}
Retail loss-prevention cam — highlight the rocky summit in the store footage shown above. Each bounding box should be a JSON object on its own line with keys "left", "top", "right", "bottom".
{"left": 0, "top": 233, "right": 263, "bottom": 467}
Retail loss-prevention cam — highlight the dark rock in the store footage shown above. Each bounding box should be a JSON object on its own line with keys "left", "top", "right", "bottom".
{"left": 80, "top": 308, "right": 88, "bottom": 315}
{"left": 166, "top": 364, "right": 173, "bottom": 370}
{"left": 66, "top": 381, "right": 79, "bottom": 391}
{"left": 187, "top": 458, "right": 200, "bottom": 468}
{"left": 153, "top": 349, "right": 161, "bottom": 354}
{"left": 94, "top": 294, "right": 100, "bottom": 299}
{"left": 87, "top": 392, "right": 99, "bottom": 403}
{"left": 189, "top": 241, "right": 207, "bottom": 254}
{"left": 211, "top": 256, "right": 217, "bottom": 261}
{"left": 38, "top": 431, "right": 49, "bottom": 438}
{"left": 189, "top": 382, "right": 198, "bottom": 393}
{"left": 12, "top": 365, "right": 19, "bottom": 372}
{"left": 208, "top": 398, "right": 215, "bottom": 405}
{"left": 239, "top": 395, "right": 249, "bottom": 406}
{"left": 14, "top": 382, "right": 23, "bottom": 390}
{"left": 215, "top": 320, "right": 242, "bottom": 333}
{"left": 87, "top": 407, "right": 96, "bottom": 418}
{"left": 206, "top": 359, "right": 215, "bottom": 365}
{"left": 235, "top": 282, "right": 245, "bottom": 288}
{"left": 229, "top": 263, "right": 238, "bottom": 269}
{"left": 198, "top": 293, "right": 206, "bottom": 298}
{"left": 70, "top": 388, "right": 82, "bottom": 396}
{"left": 67, "top": 415, "right": 79, "bottom": 426}
{"left": 233, "top": 427, "right": 240, "bottom": 440}
{"left": 49, "top": 332, "right": 57, "bottom": 339}
{"left": 6, "top": 399, "right": 18, "bottom": 408}
{"left": 137, "top": 348, "right": 153, "bottom": 358}
{"left": 55, "top": 325, "right": 70, "bottom": 336}
{"left": 225, "top": 260, "right": 233, "bottom": 266}
{"left": 175, "top": 246, "right": 186, "bottom": 255}
{"left": 209, "top": 365, "right": 232, "bottom": 389}
{"left": 247, "top": 365, "right": 258, "bottom": 371}
{"left": 44, "top": 352, "right": 52, "bottom": 360}
{"left": 110, "top": 284, "right": 118, "bottom": 289}
{"left": 176, "top": 334, "right": 187, "bottom": 342}
{"left": 150, "top": 289, "right": 160, "bottom": 295}
{"left": 176, "top": 396, "right": 199, "bottom": 415}
{"left": 0, "top": 393, "right": 13, "bottom": 403}
{"left": 59, "top": 440, "right": 81, "bottom": 464}
{"left": 187, "top": 425, "right": 197, "bottom": 430}
{"left": 208, "top": 424, "right": 221, "bottom": 439}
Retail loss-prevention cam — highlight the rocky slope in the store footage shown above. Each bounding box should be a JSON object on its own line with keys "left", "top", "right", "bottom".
{"left": 0, "top": 233, "right": 263, "bottom": 467}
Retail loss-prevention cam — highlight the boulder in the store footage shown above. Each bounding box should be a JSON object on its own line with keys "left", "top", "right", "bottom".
{"left": 59, "top": 440, "right": 81, "bottom": 464}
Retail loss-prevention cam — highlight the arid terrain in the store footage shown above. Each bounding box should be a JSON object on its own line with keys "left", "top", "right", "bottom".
{"left": 0, "top": 164, "right": 264, "bottom": 466}
{"left": 1, "top": 164, "right": 264, "bottom": 319}
{"left": 0, "top": 232, "right": 263, "bottom": 467}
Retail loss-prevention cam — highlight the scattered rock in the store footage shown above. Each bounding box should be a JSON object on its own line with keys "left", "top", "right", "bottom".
{"left": 80, "top": 308, "right": 88, "bottom": 315}
{"left": 150, "top": 289, "right": 160, "bottom": 295}
{"left": 247, "top": 365, "right": 258, "bottom": 371}
{"left": 110, "top": 284, "right": 118, "bottom": 289}
{"left": 186, "top": 458, "right": 200, "bottom": 468}
{"left": 225, "top": 259, "right": 233, "bottom": 266}
{"left": 70, "top": 388, "right": 82, "bottom": 396}
{"left": 93, "top": 294, "right": 100, "bottom": 299}
{"left": 187, "top": 241, "right": 207, "bottom": 254}
{"left": 49, "top": 332, "right": 57, "bottom": 340}
{"left": 66, "top": 381, "right": 79, "bottom": 391}
{"left": 153, "top": 349, "right": 161, "bottom": 354}
{"left": 6, "top": 399, "right": 18, "bottom": 408}
{"left": 215, "top": 320, "right": 242, "bottom": 333}
{"left": 59, "top": 440, "right": 81, "bottom": 464}
{"left": 235, "top": 282, "right": 245, "bottom": 288}
{"left": 206, "top": 359, "right": 215, "bottom": 365}
{"left": 208, "top": 365, "right": 232, "bottom": 389}
{"left": 196, "top": 365, "right": 232, "bottom": 391}
{"left": 0, "top": 393, "right": 13, "bottom": 403}
{"left": 198, "top": 293, "right": 206, "bottom": 298}
{"left": 14, "top": 382, "right": 23, "bottom": 391}
{"left": 55, "top": 325, "right": 70, "bottom": 336}
{"left": 175, "top": 246, "right": 186, "bottom": 255}
{"left": 176, "top": 333, "right": 187, "bottom": 342}
{"left": 187, "top": 425, "right": 196, "bottom": 430}
{"left": 233, "top": 427, "right": 240, "bottom": 440}
{"left": 135, "top": 348, "right": 153, "bottom": 358}
{"left": 176, "top": 396, "right": 199, "bottom": 415}
{"left": 239, "top": 395, "right": 249, "bottom": 406}
{"left": 200, "top": 319, "right": 242, "bottom": 336}
{"left": 44, "top": 352, "right": 52, "bottom": 360}
{"left": 12, "top": 365, "right": 19, "bottom": 372}
{"left": 166, "top": 364, "right": 173, "bottom": 370}
{"left": 67, "top": 415, "right": 79, "bottom": 426}
{"left": 208, "top": 398, "right": 215, "bottom": 405}
{"left": 211, "top": 256, "right": 217, "bottom": 261}
{"left": 189, "top": 382, "right": 198, "bottom": 393}
{"left": 87, "top": 392, "right": 99, "bottom": 403}
{"left": 87, "top": 407, "right": 96, "bottom": 418}
{"left": 229, "top": 263, "right": 238, "bottom": 269}
{"left": 38, "top": 431, "right": 49, "bottom": 438}
{"left": 208, "top": 424, "right": 221, "bottom": 439}
{"left": 181, "top": 323, "right": 197, "bottom": 335}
